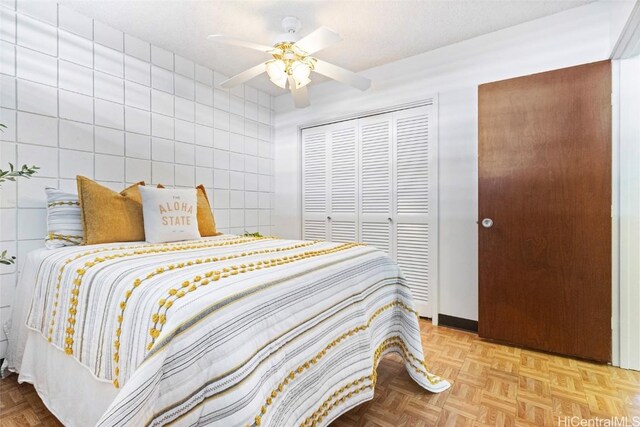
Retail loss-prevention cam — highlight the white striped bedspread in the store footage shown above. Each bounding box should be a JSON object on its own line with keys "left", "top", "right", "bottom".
{"left": 27, "top": 234, "right": 450, "bottom": 426}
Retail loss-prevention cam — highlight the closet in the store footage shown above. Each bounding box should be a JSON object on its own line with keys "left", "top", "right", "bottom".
{"left": 301, "top": 104, "right": 438, "bottom": 317}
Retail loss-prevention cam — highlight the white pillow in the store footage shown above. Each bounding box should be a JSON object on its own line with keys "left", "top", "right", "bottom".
{"left": 45, "top": 187, "right": 83, "bottom": 249}
{"left": 139, "top": 186, "right": 201, "bottom": 243}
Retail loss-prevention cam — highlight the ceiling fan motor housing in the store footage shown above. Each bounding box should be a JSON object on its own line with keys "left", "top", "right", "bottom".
{"left": 272, "top": 16, "right": 302, "bottom": 45}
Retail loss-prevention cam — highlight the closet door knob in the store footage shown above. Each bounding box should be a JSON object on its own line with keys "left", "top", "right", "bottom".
{"left": 327, "top": 216, "right": 332, "bottom": 220}
{"left": 388, "top": 217, "right": 393, "bottom": 222}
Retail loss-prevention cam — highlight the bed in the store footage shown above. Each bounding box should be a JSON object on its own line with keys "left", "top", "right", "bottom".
{"left": 2, "top": 234, "right": 450, "bottom": 426}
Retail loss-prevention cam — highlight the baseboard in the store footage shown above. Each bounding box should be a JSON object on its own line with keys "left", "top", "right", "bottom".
{"left": 438, "top": 314, "right": 478, "bottom": 332}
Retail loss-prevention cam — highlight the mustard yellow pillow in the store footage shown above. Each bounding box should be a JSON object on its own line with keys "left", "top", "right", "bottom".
{"left": 76, "top": 176, "right": 146, "bottom": 244}
{"left": 156, "top": 184, "right": 219, "bottom": 237}
{"left": 195, "top": 184, "right": 219, "bottom": 237}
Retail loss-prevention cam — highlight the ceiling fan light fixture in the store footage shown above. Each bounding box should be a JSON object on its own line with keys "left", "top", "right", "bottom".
{"left": 292, "top": 61, "right": 311, "bottom": 80}
{"left": 270, "top": 73, "right": 288, "bottom": 89}
{"left": 266, "top": 60, "right": 286, "bottom": 81}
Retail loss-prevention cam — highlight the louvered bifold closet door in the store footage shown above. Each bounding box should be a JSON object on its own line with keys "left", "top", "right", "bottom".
{"left": 392, "top": 105, "right": 437, "bottom": 317}
{"left": 329, "top": 123, "right": 359, "bottom": 243}
{"left": 359, "top": 114, "right": 393, "bottom": 254}
{"left": 302, "top": 128, "right": 329, "bottom": 240}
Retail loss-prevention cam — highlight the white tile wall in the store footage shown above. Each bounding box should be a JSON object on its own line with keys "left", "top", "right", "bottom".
{"left": 0, "top": 1, "right": 275, "bottom": 356}
{"left": 58, "top": 30, "right": 93, "bottom": 67}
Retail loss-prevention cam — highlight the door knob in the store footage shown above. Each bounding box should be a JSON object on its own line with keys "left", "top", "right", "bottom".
{"left": 388, "top": 217, "right": 393, "bottom": 222}
{"left": 481, "top": 218, "right": 493, "bottom": 228}
{"left": 327, "top": 216, "right": 332, "bottom": 220}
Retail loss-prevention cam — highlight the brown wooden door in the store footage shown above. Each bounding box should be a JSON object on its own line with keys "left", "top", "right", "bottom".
{"left": 478, "top": 61, "right": 612, "bottom": 362}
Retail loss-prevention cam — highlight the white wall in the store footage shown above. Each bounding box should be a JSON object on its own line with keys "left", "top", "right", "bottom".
{"left": 617, "top": 55, "right": 640, "bottom": 370}
{"left": 0, "top": 0, "right": 275, "bottom": 357}
{"left": 273, "top": 1, "right": 635, "bottom": 322}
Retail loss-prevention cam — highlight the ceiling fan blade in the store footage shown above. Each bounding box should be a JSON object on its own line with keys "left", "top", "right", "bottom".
{"left": 207, "top": 35, "right": 274, "bottom": 52}
{"left": 288, "top": 77, "right": 310, "bottom": 108}
{"left": 294, "top": 26, "right": 342, "bottom": 54}
{"left": 313, "top": 59, "right": 371, "bottom": 91}
{"left": 220, "top": 63, "right": 267, "bottom": 88}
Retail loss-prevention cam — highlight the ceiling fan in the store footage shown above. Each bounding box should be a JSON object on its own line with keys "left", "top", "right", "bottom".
{"left": 208, "top": 17, "right": 372, "bottom": 108}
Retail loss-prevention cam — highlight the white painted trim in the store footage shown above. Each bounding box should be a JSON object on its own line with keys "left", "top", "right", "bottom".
{"left": 611, "top": 60, "right": 620, "bottom": 367}
{"left": 299, "top": 98, "right": 435, "bottom": 131}
{"left": 431, "top": 94, "right": 440, "bottom": 326}
{"left": 617, "top": 56, "right": 640, "bottom": 371}
{"left": 296, "top": 125, "right": 303, "bottom": 239}
{"left": 610, "top": 1, "right": 640, "bottom": 59}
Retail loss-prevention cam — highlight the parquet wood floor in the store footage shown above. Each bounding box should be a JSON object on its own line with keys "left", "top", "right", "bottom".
{"left": 1, "top": 320, "right": 638, "bottom": 426}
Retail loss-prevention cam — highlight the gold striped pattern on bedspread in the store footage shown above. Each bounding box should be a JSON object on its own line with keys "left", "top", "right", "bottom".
{"left": 26, "top": 234, "right": 449, "bottom": 427}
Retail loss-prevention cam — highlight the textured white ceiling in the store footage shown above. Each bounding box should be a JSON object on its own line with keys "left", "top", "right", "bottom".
{"left": 59, "top": 0, "right": 593, "bottom": 95}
